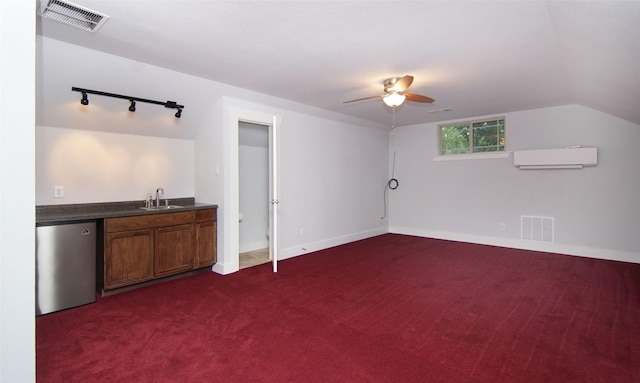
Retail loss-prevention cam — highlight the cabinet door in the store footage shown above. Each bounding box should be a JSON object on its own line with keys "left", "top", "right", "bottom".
{"left": 195, "top": 220, "right": 217, "bottom": 268}
{"left": 154, "top": 224, "right": 194, "bottom": 277}
{"left": 105, "top": 229, "right": 154, "bottom": 290}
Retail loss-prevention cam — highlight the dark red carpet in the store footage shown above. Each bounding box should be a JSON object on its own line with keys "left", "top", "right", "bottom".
{"left": 37, "top": 234, "right": 640, "bottom": 382}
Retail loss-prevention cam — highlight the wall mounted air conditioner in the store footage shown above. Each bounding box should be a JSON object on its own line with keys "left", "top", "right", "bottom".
{"left": 513, "top": 147, "right": 597, "bottom": 169}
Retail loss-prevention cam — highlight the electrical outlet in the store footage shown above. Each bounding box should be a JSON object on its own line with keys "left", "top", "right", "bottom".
{"left": 299, "top": 227, "right": 305, "bottom": 237}
{"left": 54, "top": 185, "right": 64, "bottom": 198}
{"left": 499, "top": 223, "right": 506, "bottom": 231}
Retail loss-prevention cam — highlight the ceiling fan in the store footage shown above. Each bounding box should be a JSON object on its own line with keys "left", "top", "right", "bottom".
{"left": 344, "top": 75, "right": 435, "bottom": 107}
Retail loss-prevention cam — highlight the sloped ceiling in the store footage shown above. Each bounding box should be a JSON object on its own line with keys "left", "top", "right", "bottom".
{"left": 37, "top": 1, "right": 640, "bottom": 128}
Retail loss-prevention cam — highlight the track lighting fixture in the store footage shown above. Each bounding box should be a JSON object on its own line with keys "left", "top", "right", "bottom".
{"left": 71, "top": 87, "right": 184, "bottom": 118}
{"left": 81, "top": 92, "right": 89, "bottom": 105}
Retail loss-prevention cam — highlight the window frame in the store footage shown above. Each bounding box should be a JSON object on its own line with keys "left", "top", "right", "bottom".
{"left": 438, "top": 116, "right": 506, "bottom": 157}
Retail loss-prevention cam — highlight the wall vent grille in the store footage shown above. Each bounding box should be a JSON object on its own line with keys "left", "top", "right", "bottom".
{"left": 521, "top": 215, "right": 554, "bottom": 243}
{"left": 39, "top": 0, "right": 109, "bottom": 32}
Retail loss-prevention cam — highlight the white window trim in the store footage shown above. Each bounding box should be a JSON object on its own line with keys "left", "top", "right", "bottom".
{"left": 433, "top": 151, "right": 512, "bottom": 161}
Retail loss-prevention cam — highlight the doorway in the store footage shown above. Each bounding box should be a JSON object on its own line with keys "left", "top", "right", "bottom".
{"left": 222, "top": 106, "right": 280, "bottom": 274}
{"left": 238, "top": 122, "right": 270, "bottom": 269}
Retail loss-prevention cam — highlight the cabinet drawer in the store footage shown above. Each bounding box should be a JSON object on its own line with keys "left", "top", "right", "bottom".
{"left": 195, "top": 208, "right": 217, "bottom": 223}
{"left": 105, "top": 211, "right": 195, "bottom": 233}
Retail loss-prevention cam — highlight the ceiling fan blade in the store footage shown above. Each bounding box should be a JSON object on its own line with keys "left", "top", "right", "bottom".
{"left": 384, "top": 75, "right": 414, "bottom": 93}
{"left": 405, "top": 93, "right": 435, "bottom": 103}
{"left": 343, "top": 95, "right": 382, "bottom": 104}
{"left": 394, "top": 75, "right": 414, "bottom": 92}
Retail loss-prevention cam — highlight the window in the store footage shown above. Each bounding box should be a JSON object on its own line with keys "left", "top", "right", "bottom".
{"left": 439, "top": 117, "right": 505, "bottom": 155}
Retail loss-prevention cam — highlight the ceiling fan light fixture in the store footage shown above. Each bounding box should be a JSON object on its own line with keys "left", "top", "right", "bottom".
{"left": 343, "top": 75, "right": 434, "bottom": 107}
{"left": 383, "top": 93, "right": 405, "bottom": 107}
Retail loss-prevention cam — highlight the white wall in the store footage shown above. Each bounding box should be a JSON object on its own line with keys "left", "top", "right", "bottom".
{"left": 210, "top": 99, "right": 390, "bottom": 274}
{"left": 0, "top": 1, "right": 35, "bottom": 381}
{"left": 389, "top": 105, "right": 640, "bottom": 262}
{"left": 36, "top": 126, "right": 195, "bottom": 205}
{"left": 278, "top": 111, "right": 390, "bottom": 254}
{"left": 37, "top": 36, "right": 390, "bottom": 276}
{"left": 36, "top": 37, "right": 385, "bottom": 141}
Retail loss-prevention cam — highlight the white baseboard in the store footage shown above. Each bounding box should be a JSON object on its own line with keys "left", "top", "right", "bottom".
{"left": 279, "top": 227, "right": 388, "bottom": 261}
{"left": 390, "top": 226, "right": 640, "bottom": 264}
{"left": 212, "top": 227, "right": 387, "bottom": 275}
{"left": 211, "top": 261, "right": 237, "bottom": 275}
{"left": 215, "top": 226, "right": 638, "bottom": 275}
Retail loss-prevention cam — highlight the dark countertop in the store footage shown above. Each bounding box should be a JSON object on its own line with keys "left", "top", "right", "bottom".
{"left": 36, "top": 198, "right": 218, "bottom": 225}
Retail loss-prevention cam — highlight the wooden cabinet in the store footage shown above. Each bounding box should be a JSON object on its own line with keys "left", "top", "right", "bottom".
{"left": 194, "top": 208, "right": 217, "bottom": 269}
{"left": 104, "top": 229, "right": 154, "bottom": 289}
{"left": 103, "top": 210, "right": 201, "bottom": 290}
{"left": 155, "top": 223, "right": 194, "bottom": 276}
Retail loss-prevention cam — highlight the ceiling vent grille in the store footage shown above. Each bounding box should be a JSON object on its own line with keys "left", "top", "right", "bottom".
{"left": 39, "top": 0, "right": 109, "bottom": 33}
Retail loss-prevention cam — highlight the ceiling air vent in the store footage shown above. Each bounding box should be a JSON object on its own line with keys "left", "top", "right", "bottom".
{"left": 39, "top": 0, "right": 109, "bottom": 33}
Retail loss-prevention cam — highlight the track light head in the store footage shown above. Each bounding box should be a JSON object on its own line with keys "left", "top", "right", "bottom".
{"left": 175, "top": 107, "right": 182, "bottom": 118}
{"left": 80, "top": 92, "right": 89, "bottom": 105}
{"left": 128, "top": 100, "right": 136, "bottom": 112}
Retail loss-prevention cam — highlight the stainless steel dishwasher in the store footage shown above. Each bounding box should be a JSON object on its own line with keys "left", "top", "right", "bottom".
{"left": 36, "top": 221, "right": 96, "bottom": 315}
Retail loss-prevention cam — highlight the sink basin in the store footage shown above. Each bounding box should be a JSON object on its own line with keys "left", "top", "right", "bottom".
{"left": 140, "top": 205, "right": 184, "bottom": 211}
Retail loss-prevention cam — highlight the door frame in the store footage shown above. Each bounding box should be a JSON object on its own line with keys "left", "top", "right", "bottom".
{"left": 223, "top": 106, "right": 280, "bottom": 273}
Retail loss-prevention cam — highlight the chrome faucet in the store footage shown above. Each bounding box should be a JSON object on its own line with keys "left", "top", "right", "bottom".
{"left": 155, "top": 187, "right": 164, "bottom": 207}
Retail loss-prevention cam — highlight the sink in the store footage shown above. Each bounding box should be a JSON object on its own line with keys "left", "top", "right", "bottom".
{"left": 140, "top": 205, "right": 184, "bottom": 211}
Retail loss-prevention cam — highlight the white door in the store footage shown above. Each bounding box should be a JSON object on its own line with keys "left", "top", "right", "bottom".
{"left": 269, "top": 116, "right": 279, "bottom": 272}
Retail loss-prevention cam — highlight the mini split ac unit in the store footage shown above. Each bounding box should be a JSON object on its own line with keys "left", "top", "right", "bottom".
{"left": 513, "top": 147, "right": 597, "bottom": 170}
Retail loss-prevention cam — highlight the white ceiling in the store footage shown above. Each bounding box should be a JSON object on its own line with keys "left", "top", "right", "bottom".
{"left": 37, "top": 1, "right": 640, "bottom": 128}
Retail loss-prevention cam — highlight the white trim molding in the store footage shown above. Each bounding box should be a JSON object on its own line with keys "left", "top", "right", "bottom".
{"left": 389, "top": 226, "right": 640, "bottom": 264}
{"left": 279, "top": 227, "right": 388, "bottom": 261}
